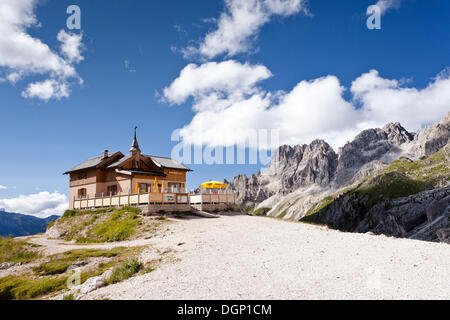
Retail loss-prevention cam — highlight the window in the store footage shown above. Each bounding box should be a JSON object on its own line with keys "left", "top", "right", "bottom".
{"left": 78, "top": 188, "right": 87, "bottom": 199}
{"left": 139, "top": 183, "right": 148, "bottom": 193}
{"left": 78, "top": 172, "right": 87, "bottom": 180}
{"left": 107, "top": 185, "right": 117, "bottom": 196}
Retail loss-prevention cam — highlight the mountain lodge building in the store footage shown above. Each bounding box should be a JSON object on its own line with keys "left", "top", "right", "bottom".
{"left": 64, "top": 128, "right": 192, "bottom": 210}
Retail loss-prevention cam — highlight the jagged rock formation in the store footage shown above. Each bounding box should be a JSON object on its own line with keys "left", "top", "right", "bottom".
{"left": 301, "top": 142, "right": 449, "bottom": 242}
{"left": 229, "top": 112, "right": 449, "bottom": 204}
{"left": 303, "top": 186, "right": 449, "bottom": 243}
{"left": 229, "top": 139, "right": 337, "bottom": 205}
{"left": 411, "top": 111, "right": 450, "bottom": 157}
{"left": 334, "top": 122, "right": 415, "bottom": 185}
{"left": 227, "top": 111, "right": 450, "bottom": 242}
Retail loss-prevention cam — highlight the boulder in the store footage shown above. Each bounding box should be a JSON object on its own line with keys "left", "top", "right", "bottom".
{"left": 80, "top": 276, "right": 104, "bottom": 294}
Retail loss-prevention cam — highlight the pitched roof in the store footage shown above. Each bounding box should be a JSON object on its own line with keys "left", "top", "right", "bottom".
{"left": 106, "top": 155, "right": 132, "bottom": 169}
{"left": 147, "top": 155, "right": 192, "bottom": 171}
{"left": 65, "top": 153, "right": 191, "bottom": 174}
{"left": 115, "top": 169, "right": 166, "bottom": 177}
{"left": 64, "top": 151, "right": 122, "bottom": 174}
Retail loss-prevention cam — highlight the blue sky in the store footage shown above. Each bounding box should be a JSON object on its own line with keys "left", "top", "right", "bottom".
{"left": 0, "top": 0, "right": 449, "bottom": 216}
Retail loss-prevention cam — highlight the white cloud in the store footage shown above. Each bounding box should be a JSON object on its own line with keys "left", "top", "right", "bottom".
{"left": 57, "top": 30, "right": 84, "bottom": 64}
{"left": 22, "top": 79, "right": 70, "bottom": 101}
{"left": 0, "top": 191, "right": 68, "bottom": 218}
{"left": 163, "top": 60, "right": 450, "bottom": 149}
{"left": 183, "top": 0, "right": 308, "bottom": 59}
{"left": 0, "top": 185, "right": 7, "bottom": 190}
{"left": 0, "top": 0, "right": 84, "bottom": 100}
{"left": 373, "top": 0, "right": 402, "bottom": 15}
{"left": 351, "top": 69, "right": 450, "bottom": 131}
{"left": 163, "top": 60, "right": 272, "bottom": 105}
{"left": 6, "top": 71, "right": 22, "bottom": 84}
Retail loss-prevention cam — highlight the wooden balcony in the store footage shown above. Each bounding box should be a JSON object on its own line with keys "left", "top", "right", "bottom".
{"left": 73, "top": 191, "right": 236, "bottom": 211}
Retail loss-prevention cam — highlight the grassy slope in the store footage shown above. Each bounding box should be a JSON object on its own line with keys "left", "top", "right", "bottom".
{"left": 0, "top": 237, "right": 40, "bottom": 264}
{"left": 51, "top": 206, "right": 166, "bottom": 243}
{"left": 302, "top": 144, "right": 450, "bottom": 225}
{"left": 0, "top": 207, "right": 170, "bottom": 300}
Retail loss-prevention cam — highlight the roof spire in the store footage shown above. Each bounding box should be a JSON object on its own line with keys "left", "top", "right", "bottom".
{"left": 129, "top": 126, "right": 140, "bottom": 155}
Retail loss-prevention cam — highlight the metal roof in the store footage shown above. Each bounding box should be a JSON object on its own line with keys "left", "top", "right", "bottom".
{"left": 147, "top": 155, "right": 192, "bottom": 171}
{"left": 106, "top": 155, "right": 132, "bottom": 169}
{"left": 65, "top": 153, "right": 191, "bottom": 174}
{"left": 64, "top": 151, "right": 122, "bottom": 174}
{"left": 116, "top": 169, "right": 166, "bottom": 177}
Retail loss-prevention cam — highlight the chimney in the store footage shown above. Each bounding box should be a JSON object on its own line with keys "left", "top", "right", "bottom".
{"left": 102, "top": 150, "right": 109, "bottom": 159}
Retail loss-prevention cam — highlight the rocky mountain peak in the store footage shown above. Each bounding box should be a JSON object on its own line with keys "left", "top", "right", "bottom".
{"left": 382, "top": 122, "right": 416, "bottom": 144}
{"left": 412, "top": 111, "right": 450, "bottom": 157}
{"left": 228, "top": 112, "right": 449, "bottom": 205}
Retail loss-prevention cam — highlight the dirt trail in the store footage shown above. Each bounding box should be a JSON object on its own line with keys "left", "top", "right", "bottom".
{"left": 24, "top": 235, "right": 157, "bottom": 255}
{"left": 75, "top": 213, "right": 450, "bottom": 300}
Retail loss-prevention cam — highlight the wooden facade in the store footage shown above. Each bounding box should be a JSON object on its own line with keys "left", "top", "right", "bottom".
{"left": 64, "top": 130, "right": 192, "bottom": 210}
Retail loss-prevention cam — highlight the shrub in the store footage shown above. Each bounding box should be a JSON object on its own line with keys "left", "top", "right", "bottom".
{"left": 105, "top": 258, "right": 142, "bottom": 285}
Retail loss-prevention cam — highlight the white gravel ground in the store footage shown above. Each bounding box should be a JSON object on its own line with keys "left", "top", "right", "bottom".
{"left": 81, "top": 213, "right": 450, "bottom": 300}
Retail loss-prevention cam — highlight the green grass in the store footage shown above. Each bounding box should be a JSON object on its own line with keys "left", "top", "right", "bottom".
{"left": 355, "top": 172, "right": 431, "bottom": 209}
{"left": 301, "top": 145, "right": 449, "bottom": 226}
{"left": 46, "top": 219, "right": 57, "bottom": 230}
{"left": 0, "top": 275, "right": 67, "bottom": 300}
{"left": 88, "top": 211, "right": 141, "bottom": 242}
{"left": 32, "top": 247, "right": 129, "bottom": 277}
{"left": 253, "top": 207, "right": 271, "bottom": 216}
{"left": 105, "top": 258, "right": 142, "bottom": 285}
{"left": 62, "top": 293, "right": 75, "bottom": 300}
{"left": 0, "top": 246, "right": 145, "bottom": 300}
{"left": 275, "top": 197, "right": 302, "bottom": 219}
{"left": 0, "top": 237, "right": 39, "bottom": 264}
{"left": 304, "top": 196, "right": 335, "bottom": 218}
{"left": 57, "top": 207, "right": 143, "bottom": 243}
{"left": 63, "top": 248, "right": 123, "bottom": 259}
{"left": 61, "top": 208, "right": 115, "bottom": 220}
{"left": 33, "top": 260, "right": 72, "bottom": 276}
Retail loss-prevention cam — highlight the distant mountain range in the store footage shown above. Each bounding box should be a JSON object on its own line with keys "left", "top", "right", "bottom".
{"left": 0, "top": 210, "right": 59, "bottom": 237}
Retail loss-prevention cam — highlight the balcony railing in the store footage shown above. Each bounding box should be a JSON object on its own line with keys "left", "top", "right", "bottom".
{"left": 73, "top": 190, "right": 236, "bottom": 210}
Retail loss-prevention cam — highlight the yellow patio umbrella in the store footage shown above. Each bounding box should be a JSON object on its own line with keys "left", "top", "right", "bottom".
{"left": 200, "top": 181, "right": 228, "bottom": 189}
{"left": 153, "top": 178, "right": 159, "bottom": 193}
{"left": 161, "top": 181, "right": 165, "bottom": 193}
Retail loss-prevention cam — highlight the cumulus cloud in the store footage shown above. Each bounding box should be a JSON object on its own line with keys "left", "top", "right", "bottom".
{"left": 0, "top": 185, "right": 7, "bottom": 190}
{"left": 373, "top": 0, "right": 402, "bottom": 15}
{"left": 183, "top": 0, "right": 308, "bottom": 59}
{"left": 57, "top": 30, "right": 84, "bottom": 64}
{"left": 163, "top": 60, "right": 450, "bottom": 149}
{"left": 0, "top": 191, "right": 68, "bottom": 218}
{"left": 163, "top": 60, "right": 272, "bottom": 105}
{"left": 22, "top": 79, "right": 71, "bottom": 101}
{"left": 0, "top": 0, "right": 84, "bottom": 100}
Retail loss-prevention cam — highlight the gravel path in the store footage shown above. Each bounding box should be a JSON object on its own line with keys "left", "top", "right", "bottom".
{"left": 25, "top": 235, "right": 156, "bottom": 255}
{"left": 81, "top": 213, "right": 450, "bottom": 300}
